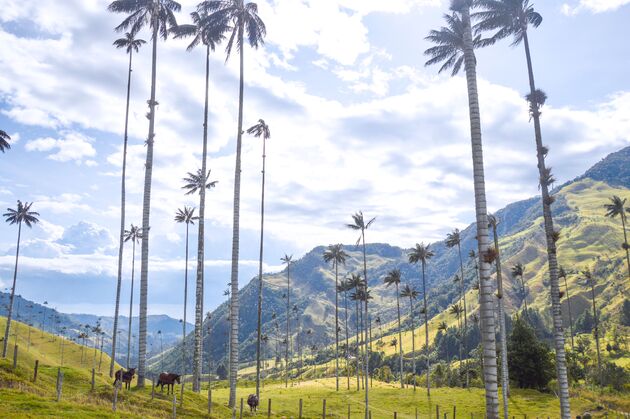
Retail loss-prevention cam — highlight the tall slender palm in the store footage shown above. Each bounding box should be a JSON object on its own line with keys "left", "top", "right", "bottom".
{"left": 401, "top": 284, "right": 419, "bottom": 391}
{"left": 2, "top": 201, "right": 39, "bottom": 358}
{"left": 246, "top": 118, "right": 271, "bottom": 398}
{"left": 171, "top": 10, "right": 225, "bottom": 393}
{"left": 199, "top": 0, "right": 266, "bottom": 407}
{"left": 346, "top": 211, "right": 374, "bottom": 416}
{"left": 437, "top": 321, "right": 449, "bottom": 364}
{"left": 474, "top": 2, "right": 569, "bottom": 415}
{"left": 174, "top": 207, "right": 197, "bottom": 395}
{"left": 489, "top": 214, "right": 509, "bottom": 419}
{"left": 559, "top": 267, "right": 575, "bottom": 351}
{"left": 510, "top": 263, "right": 529, "bottom": 321}
{"left": 383, "top": 269, "right": 404, "bottom": 389}
{"left": 604, "top": 195, "right": 630, "bottom": 281}
{"left": 124, "top": 224, "right": 143, "bottom": 370}
{"left": 0, "top": 130, "right": 11, "bottom": 153}
{"left": 280, "top": 254, "right": 293, "bottom": 388}
{"left": 323, "top": 243, "right": 348, "bottom": 391}
{"left": 108, "top": 0, "right": 181, "bottom": 387}
{"left": 446, "top": 228, "right": 469, "bottom": 387}
{"left": 348, "top": 274, "right": 365, "bottom": 390}
{"left": 182, "top": 169, "right": 217, "bottom": 391}
{"left": 581, "top": 269, "right": 602, "bottom": 385}
{"left": 408, "top": 242, "right": 434, "bottom": 396}
{"left": 425, "top": 3, "right": 499, "bottom": 413}
{"left": 338, "top": 278, "right": 352, "bottom": 389}
{"left": 110, "top": 31, "right": 145, "bottom": 378}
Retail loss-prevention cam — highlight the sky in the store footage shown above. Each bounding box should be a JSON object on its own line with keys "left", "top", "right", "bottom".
{"left": 0, "top": 0, "right": 629, "bottom": 320}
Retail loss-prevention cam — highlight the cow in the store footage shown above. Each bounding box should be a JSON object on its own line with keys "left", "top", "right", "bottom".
{"left": 156, "top": 372, "right": 181, "bottom": 395}
{"left": 113, "top": 368, "right": 136, "bottom": 390}
{"left": 247, "top": 394, "right": 259, "bottom": 412}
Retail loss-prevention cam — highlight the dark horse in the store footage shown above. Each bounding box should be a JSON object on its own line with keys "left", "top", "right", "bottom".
{"left": 157, "top": 372, "right": 181, "bottom": 395}
{"left": 113, "top": 368, "right": 136, "bottom": 389}
{"left": 247, "top": 394, "right": 259, "bottom": 412}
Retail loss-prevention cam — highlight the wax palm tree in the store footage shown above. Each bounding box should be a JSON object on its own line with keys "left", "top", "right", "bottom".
{"left": 489, "top": 214, "right": 509, "bottom": 416}
{"left": 281, "top": 254, "right": 293, "bottom": 388}
{"left": 181, "top": 169, "right": 217, "bottom": 391}
{"left": 581, "top": 268, "right": 602, "bottom": 385}
{"left": 123, "top": 224, "right": 143, "bottom": 370}
{"left": 0, "top": 130, "right": 11, "bottom": 153}
{"left": 559, "top": 267, "right": 575, "bottom": 351}
{"left": 198, "top": 0, "right": 266, "bottom": 406}
{"left": 383, "top": 269, "right": 404, "bottom": 388}
{"left": 346, "top": 211, "right": 374, "bottom": 415}
{"left": 171, "top": 10, "right": 225, "bottom": 393}
{"left": 408, "top": 242, "right": 434, "bottom": 395}
{"left": 437, "top": 321, "right": 449, "bottom": 364}
{"left": 110, "top": 31, "right": 146, "bottom": 379}
{"left": 400, "top": 284, "right": 419, "bottom": 391}
{"left": 446, "top": 229, "right": 469, "bottom": 386}
{"left": 510, "top": 263, "right": 529, "bottom": 321}
{"left": 174, "top": 207, "right": 196, "bottom": 393}
{"left": 323, "top": 243, "right": 348, "bottom": 391}
{"left": 426, "top": 2, "right": 499, "bottom": 414}
{"left": 246, "top": 118, "right": 271, "bottom": 398}
{"left": 338, "top": 278, "right": 352, "bottom": 389}
{"left": 604, "top": 195, "right": 630, "bottom": 280}
{"left": 474, "top": 2, "right": 569, "bottom": 414}
{"left": 108, "top": 0, "right": 181, "bottom": 387}
{"left": 2, "top": 201, "right": 39, "bottom": 357}
{"left": 348, "top": 274, "right": 365, "bottom": 390}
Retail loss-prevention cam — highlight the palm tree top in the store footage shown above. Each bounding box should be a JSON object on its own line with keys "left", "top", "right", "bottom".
{"left": 408, "top": 242, "right": 434, "bottom": 265}
{"left": 473, "top": 0, "right": 542, "bottom": 47}
{"left": 108, "top": 0, "right": 181, "bottom": 40}
{"left": 182, "top": 169, "right": 218, "bottom": 196}
{"left": 113, "top": 32, "right": 147, "bottom": 53}
{"left": 511, "top": 262, "right": 524, "bottom": 278}
{"left": 124, "top": 224, "right": 144, "bottom": 243}
{"left": 445, "top": 228, "right": 461, "bottom": 248}
{"left": 488, "top": 213, "right": 499, "bottom": 228}
{"left": 280, "top": 254, "right": 293, "bottom": 264}
{"left": 0, "top": 130, "right": 11, "bottom": 153}
{"left": 383, "top": 269, "right": 402, "bottom": 287}
{"left": 346, "top": 211, "right": 376, "bottom": 231}
{"left": 3, "top": 201, "right": 40, "bottom": 227}
{"left": 347, "top": 273, "right": 365, "bottom": 289}
{"left": 170, "top": 10, "right": 228, "bottom": 51}
{"left": 198, "top": 0, "right": 266, "bottom": 61}
{"left": 400, "top": 284, "right": 419, "bottom": 299}
{"left": 246, "top": 119, "right": 271, "bottom": 140}
{"left": 323, "top": 244, "right": 348, "bottom": 266}
{"left": 174, "top": 207, "right": 198, "bottom": 225}
{"left": 604, "top": 195, "right": 628, "bottom": 218}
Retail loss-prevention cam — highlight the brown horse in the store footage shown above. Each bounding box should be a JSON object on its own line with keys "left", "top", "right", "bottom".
{"left": 113, "top": 368, "right": 136, "bottom": 389}
{"left": 247, "top": 394, "right": 259, "bottom": 412}
{"left": 157, "top": 372, "right": 181, "bottom": 395}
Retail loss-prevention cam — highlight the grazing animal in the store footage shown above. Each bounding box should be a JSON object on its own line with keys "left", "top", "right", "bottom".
{"left": 247, "top": 394, "right": 259, "bottom": 412}
{"left": 113, "top": 368, "right": 136, "bottom": 389}
{"left": 157, "top": 372, "right": 181, "bottom": 395}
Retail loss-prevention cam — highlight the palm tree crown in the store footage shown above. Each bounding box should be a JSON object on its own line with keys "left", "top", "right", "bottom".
{"left": 383, "top": 269, "right": 402, "bottom": 288}
{"left": 400, "top": 284, "right": 419, "bottom": 300}
{"left": 4, "top": 201, "right": 40, "bottom": 227}
{"left": 473, "top": 0, "right": 542, "bottom": 46}
{"left": 182, "top": 169, "right": 218, "bottom": 195}
{"left": 604, "top": 195, "right": 628, "bottom": 219}
{"left": 108, "top": 0, "right": 181, "bottom": 39}
{"left": 113, "top": 32, "right": 146, "bottom": 53}
{"left": 246, "top": 119, "right": 271, "bottom": 140}
{"left": 0, "top": 130, "right": 11, "bottom": 153}
{"left": 171, "top": 10, "right": 227, "bottom": 51}
{"left": 511, "top": 262, "right": 524, "bottom": 279}
{"left": 174, "top": 207, "right": 198, "bottom": 225}
{"left": 346, "top": 211, "right": 376, "bottom": 244}
{"left": 408, "top": 242, "right": 435, "bottom": 265}
{"left": 123, "top": 224, "right": 143, "bottom": 243}
{"left": 323, "top": 244, "right": 348, "bottom": 266}
{"left": 445, "top": 228, "right": 461, "bottom": 248}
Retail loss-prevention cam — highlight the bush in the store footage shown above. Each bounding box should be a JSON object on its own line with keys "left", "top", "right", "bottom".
{"left": 508, "top": 317, "right": 554, "bottom": 390}
{"left": 590, "top": 362, "right": 630, "bottom": 391}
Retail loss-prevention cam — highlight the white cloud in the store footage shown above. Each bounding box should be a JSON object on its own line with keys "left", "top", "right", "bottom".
{"left": 561, "top": 0, "right": 630, "bottom": 14}
{"left": 25, "top": 131, "right": 96, "bottom": 164}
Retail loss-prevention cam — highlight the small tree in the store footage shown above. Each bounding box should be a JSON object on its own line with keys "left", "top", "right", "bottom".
{"left": 508, "top": 317, "right": 554, "bottom": 390}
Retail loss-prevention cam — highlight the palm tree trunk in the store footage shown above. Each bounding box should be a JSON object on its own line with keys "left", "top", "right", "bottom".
{"left": 361, "top": 232, "right": 369, "bottom": 418}
{"left": 359, "top": 298, "right": 364, "bottom": 390}
{"left": 620, "top": 214, "right": 630, "bottom": 280}
{"left": 354, "top": 297, "right": 360, "bottom": 390}
{"left": 137, "top": 12, "right": 160, "bottom": 389}
{"left": 181, "top": 223, "right": 190, "bottom": 400}
{"left": 395, "top": 284, "right": 404, "bottom": 389}
{"left": 590, "top": 280, "right": 602, "bottom": 385}
{"left": 456, "top": 243, "right": 469, "bottom": 388}
{"left": 520, "top": 275, "right": 530, "bottom": 322}
{"left": 421, "top": 262, "right": 431, "bottom": 397}
{"left": 522, "top": 31, "right": 570, "bottom": 418}
{"left": 491, "top": 224, "right": 509, "bottom": 419}
{"left": 2, "top": 222, "right": 21, "bottom": 358}
{"left": 335, "top": 261, "right": 339, "bottom": 391}
{"left": 110, "top": 47, "right": 134, "bottom": 378}
{"left": 255, "top": 135, "right": 267, "bottom": 398}
{"left": 563, "top": 275, "right": 574, "bottom": 351}
{"left": 410, "top": 297, "right": 416, "bottom": 391}
{"left": 193, "top": 43, "right": 212, "bottom": 394}
{"left": 227, "top": 23, "right": 245, "bottom": 411}
{"left": 344, "top": 289, "right": 350, "bottom": 390}
{"left": 126, "top": 240, "right": 136, "bottom": 369}
{"left": 285, "top": 264, "right": 290, "bottom": 388}
{"left": 460, "top": 6, "right": 499, "bottom": 417}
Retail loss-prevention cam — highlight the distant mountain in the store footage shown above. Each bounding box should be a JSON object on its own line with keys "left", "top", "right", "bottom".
{"left": 0, "top": 292, "right": 191, "bottom": 366}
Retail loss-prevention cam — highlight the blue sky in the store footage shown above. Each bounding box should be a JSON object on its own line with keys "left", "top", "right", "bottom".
{"left": 0, "top": 0, "right": 629, "bottom": 319}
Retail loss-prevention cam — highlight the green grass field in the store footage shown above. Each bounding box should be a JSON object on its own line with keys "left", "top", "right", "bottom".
{"left": 1, "top": 316, "right": 627, "bottom": 418}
